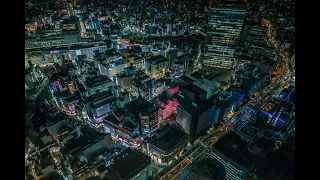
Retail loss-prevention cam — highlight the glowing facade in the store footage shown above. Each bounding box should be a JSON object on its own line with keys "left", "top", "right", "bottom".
{"left": 156, "top": 98, "right": 179, "bottom": 127}
{"left": 203, "top": 2, "right": 246, "bottom": 69}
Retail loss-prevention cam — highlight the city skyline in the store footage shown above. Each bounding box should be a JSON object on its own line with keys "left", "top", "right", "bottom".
{"left": 25, "top": 0, "right": 295, "bottom": 180}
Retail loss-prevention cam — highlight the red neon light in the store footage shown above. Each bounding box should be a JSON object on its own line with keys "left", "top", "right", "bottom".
{"left": 157, "top": 98, "right": 178, "bottom": 126}
{"left": 52, "top": 81, "right": 60, "bottom": 85}
{"left": 168, "top": 86, "right": 179, "bottom": 95}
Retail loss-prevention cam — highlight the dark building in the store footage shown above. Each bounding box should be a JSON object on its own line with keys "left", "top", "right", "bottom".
{"left": 240, "top": 25, "right": 266, "bottom": 45}
{"left": 204, "top": 131, "right": 254, "bottom": 180}
{"left": 212, "top": 100, "right": 231, "bottom": 127}
{"left": 176, "top": 84, "right": 215, "bottom": 142}
{"left": 147, "top": 124, "right": 188, "bottom": 165}
{"left": 60, "top": 126, "right": 113, "bottom": 161}
{"left": 124, "top": 96, "right": 159, "bottom": 136}
{"left": 178, "top": 76, "right": 195, "bottom": 88}
{"left": 105, "top": 148, "right": 151, "bottom": 180}
{"left": 178, "top": 158, "right": 225, "bottom": 180}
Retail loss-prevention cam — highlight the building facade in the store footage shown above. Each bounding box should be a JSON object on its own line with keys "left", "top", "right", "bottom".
{"left": 147, "top": 124, "right": 188, "bottom": 165}
{"left": 145, "top": 55, "right": 169, "bottom": 79}
{"left": 176, "top": 84, "right": 215, "bottom": 142}
{"left": 203, "top": 2, "right": 246, "bottom": 70}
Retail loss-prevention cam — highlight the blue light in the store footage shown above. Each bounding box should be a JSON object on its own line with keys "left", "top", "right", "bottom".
{"left": 281, "top": 98, "right": 295, "bottom": 105}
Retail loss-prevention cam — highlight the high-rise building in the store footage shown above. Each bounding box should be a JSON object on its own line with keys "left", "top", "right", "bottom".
{"left": 203, "top": 1, "right": 246, "bottom": 70}
{"left": 176, "top": 84, "right": 215, "bottom": 142}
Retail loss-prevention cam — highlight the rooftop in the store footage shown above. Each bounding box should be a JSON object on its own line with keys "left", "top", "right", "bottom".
{"left": 116, "top": 73, "right": 134, "bottom": 79}
{"left": 145, "top": 55, "right": 167, "bottom": 65}
{"left": 214, "top": 131, "right": 256, "bottom": 169}
{"left": 211, "top": 1, "right": 247, "bottom": 11}
{"left": 238, "top": 55, "right": 253, "bottom": 61}
{"left": 85, "top": 75, "right": 112, "bottom": 88}
{"left": 46, "top": 112, "right": 69, "bottom": 126}
{"left": 61, "top": 126, "right": 106, "bottom": 155}
{"left": 122, "top": 120, "right": 137, "bottom": 133}
{"left": 95, "top": 49, "right": 121, "bottom": 61}
{"left": 204, "top": 72, "right": 222, "bottom": 81}
{"left": 148, "top": 124, "right": 188, "bottom": 152}
{"left": 178, "top": 76, "right": 194, "bottom": 86}
{"left": 183, "top": 83, "right": 207, "bottom": 96}
{"left": 179, "top": 158, "right": 225, "bottom": 180}
{"left": 53, "top": 89, "right": 73, "bottom": 98}
{"left": 189, "top": 70, "right": 211, "bottom": 80}
{"left": 39, "top": 149, "right": 55, "bottom": 169}
{"left": 124, "top": 96, "right": 158, "bottom": 116}
{"left": 104, "top": 114, "right": 122, "bottom": 128}
{"left": 106, "top": 148, "right": 151, "bottom": 180}
{"left": 90, "top": 90, "right": 115, "bottom": 108}
{"left": 114, "top": 108, "right": 126, "bottom": 118}
{"left": 280, "top": 87, "right": 295, "bottom": 105}
{"left": 49, "top": 72, "right": 70, "bottom": 83}
{"left": 69, "top": 42, "right": 107, "bottom": 50}
{"left": 256, "top": 137, "right": 275, "bottom": 151}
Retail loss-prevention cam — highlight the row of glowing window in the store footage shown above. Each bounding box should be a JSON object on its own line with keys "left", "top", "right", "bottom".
{"left": 207, "top": 31, "right": 241, "bottom": 37}
{"left": 204, "top": 55, "right": 234, "bottom": 60}
{"left": 205, "top": 48, "right": 235, "bottom": 52}
{"left": 209, "top": 18, "right": 244, "bottom": 23}
{"left": 209, "top": 39, "right": 237, "bottom": 44}
{"left": 209, "top": 24, "right": 242, "bottom": 29}
{"left": 208, "top": 27, "right": 242, "bottom": 33}
{"left": 209, "top": 30, "right": 242, "bottom": 36}
{"left": 205, "top": 52, "right": 235, "bottom": 57}
{"left": 211, "top": 10, "right": 246, "bottom": 15}
{"left": 204, "top": 60, "right": 233, "bottom": 64}
{"left": 209, "top": 22, "right": 243, "bottom": 27}
{"left": 206, "top": 47, "right": 236, "bottom": 52}
{"left": 203, "top": 58, "right": 233, "bottom": 63}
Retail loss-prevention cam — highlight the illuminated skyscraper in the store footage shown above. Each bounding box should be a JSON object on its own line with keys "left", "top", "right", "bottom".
{"left": 203, "top": 1, "right": 247, "bottom": 70}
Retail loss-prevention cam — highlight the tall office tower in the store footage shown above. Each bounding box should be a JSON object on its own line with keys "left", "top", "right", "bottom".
{"left": 176, "top": 84, "right": 215, "bottom": 143}
{"left": 203, "top": 0, "right": 247, "bottom": 70}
